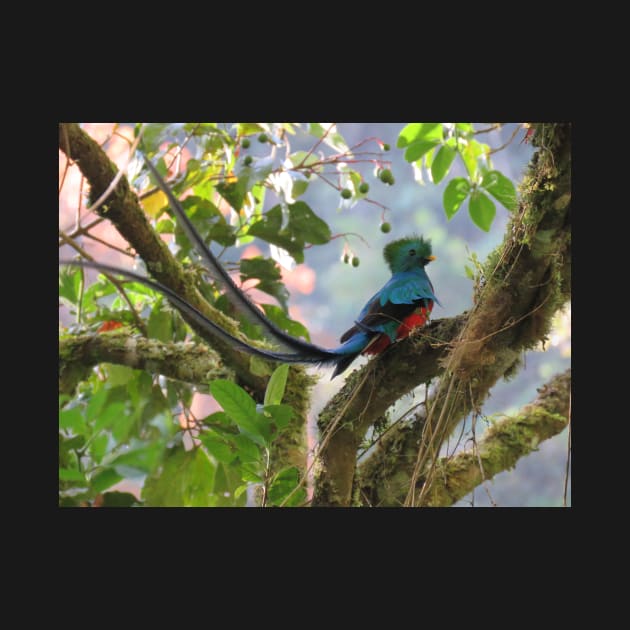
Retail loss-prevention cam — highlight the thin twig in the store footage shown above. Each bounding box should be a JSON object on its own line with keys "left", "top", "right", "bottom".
{"left": 488, "top": 125, "right": 522, "bottom": 155}
{"left": 82, "top": 232, "right": 136, "bottom": 258}
{"left": 296, "top": 123, "right": 336, "bottom": 169}
{"left": 473, "top": 124, "right": 502, "bottom": 135}
{"left": 75, "top": 175, "right": 85, "bottom": 233}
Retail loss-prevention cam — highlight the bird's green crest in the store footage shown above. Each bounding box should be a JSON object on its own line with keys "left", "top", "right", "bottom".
{"left": 383, "top": 236, "right": 434, "bottom": 273}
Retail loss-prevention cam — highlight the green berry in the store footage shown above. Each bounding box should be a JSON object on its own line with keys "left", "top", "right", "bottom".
{"left": 386, "top": 176, "right": 395, "bottom": 186}
{"left": 241, "top": 138, "right": 251, "bottom": 149}
{"left": 379, "top": 168, "right": 393, "bottom": 183}
{"left": 382, "top": 143, "right": 391, "bottom": 151}
{"left": 341, "top": 188, "right": 352, "bottom": 199}
{"left": 358, "top": 182, "right": 369, "bottom": 194}
{"left": 343, "top": 254, "right": 350, "bottom": 264}
{"left": 352, "top": 256, "right": 360, "bottom": 267}
{"left": 258, "top": 133, "right": 268, "bottom": 143}
{"left": 380, "top": 222, "right": 392, "bottom": 233}
{"left": 243, "top": 155, "right": 253, "bottom": 166}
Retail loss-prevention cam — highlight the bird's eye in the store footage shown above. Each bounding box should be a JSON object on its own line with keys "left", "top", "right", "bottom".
{"left": 409, "top": 249, "right": 416, "bottom": 256}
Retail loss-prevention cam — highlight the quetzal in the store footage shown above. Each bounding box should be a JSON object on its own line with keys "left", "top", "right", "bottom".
{"left": 61, "top": 156, "right": 440, "bottom": 379}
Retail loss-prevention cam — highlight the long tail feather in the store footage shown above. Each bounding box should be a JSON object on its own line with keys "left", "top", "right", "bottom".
{"left": 143, "top": 155, "right": 331, "bottom": 358}
{"left": 61, "top": 259, "right": 339, "bottom": 367}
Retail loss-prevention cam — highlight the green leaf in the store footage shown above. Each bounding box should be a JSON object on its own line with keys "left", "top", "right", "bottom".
{"left": 93, "top": 401, "right": 126, "bottom": 433}
{"left": 89, "top": 433, "right": 110, "bottom": 463}
{"left": 264, "top": 364, "right": 290, "bottom": 406}
{"left": 248, "top": 206, "right": 305, "bottom": 263}
{"left": 182, "top": 196, "right": 222, "bottom": 220}
{"left": 262, "top": 304, "right": 311, "bottom": 341}
{"left": 91, "top": 468, "right": 123, "bottom": 493}
{"left": 267, "top": 467, "right": 306, "bottom": 507}
{"left": 210, "top": 380, "right": 257, "bottom": 427}
{"left": 105, "top": 364, "right": 135, "bottom": 386}
{"left": 232, "top": 434, "right": 262, "bottom": 464}
{"left": 202, "top": 411, "right": 235, "bottom": 429}
{"left": 397, "top": 123, "right": 443, "bottom": 148}
{"left": 199, "top": 432, "right": 236, "bottom": 465}
{"left": 464, "top": 265, "right": 475, "bottom": 280}
{"left": 59, "top": 266, "right": 82, "bottom": 307}
{"left": 148, "top": 301, "right": 173, "bottom": 342}
{"left": 262, "top": 404, "right": 294, "bottom": 431}
{"left": 60, "top": 406, "right": 86, "bottom": 434}
{"left": 237, "top": 123, "right": 265, "bottom": 136}
{"left": 59, "top": 433, "right": 85, "bottom": 469}
{"left": 469, "top": 191, "right": 496, "bottom": 232}
{"left": 481, "top": 170, "right": 518, "bottom": 211}
{"left": 288, "top": 201, "right": 331, "bottom": 245}
{"left": 142, "top": 447, "right": 216, "bottom": 507}
{"left": 141, "top": 124, "right": 176, "bottom": 155}
{"left": 110, "top": 441, "right": 164, "bottom": 474}
{"left": 248, "top": 202, "right": 330, "bottom": 264}
{"left": 240, "top": 465, "right": 263, "bottom": 483}
{"left": 210, "top": 380, "right": 266, "bottom": 444}
{"left": 443, "top": 177, "right": 471, "bottom": 219}
{"left": 307, "top": 123, "right": 349, "bottom": 153}
{"left": 240, "top": 257, "right": 289, "bottom": 311}
{"left": 431, "top": 145, "right": 457, "bottom": 184}
{"left": 59, "top": 467, "right": 87, "bottom": 483}
{"left": 404, "top": 139, "right": 441, "bottom": 163}
{"left": 459, "top": 139, "right": 488, "bottom": 180}
{"left": 455, "top": 122, "right": 474, "bottom": 134}
{"left": 216, "top": 177, "right": 250, "bottom": 212}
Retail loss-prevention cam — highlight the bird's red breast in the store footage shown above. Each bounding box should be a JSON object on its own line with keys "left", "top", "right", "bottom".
{"left": 363, "top": 300, "right": 434, "bottom": 356}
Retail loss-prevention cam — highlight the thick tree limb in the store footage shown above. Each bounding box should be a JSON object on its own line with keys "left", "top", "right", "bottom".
{"left": 360, "top": 369, "right": 570, "bottom": 507}
{"left": 59, "top": 331, "right": 233, "bottom": 396}
{"left": 312, "top": 123, "right": 571, "bottom": 507}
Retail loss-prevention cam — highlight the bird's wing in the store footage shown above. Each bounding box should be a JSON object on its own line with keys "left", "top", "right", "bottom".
{"left": 339, "top": 272, "right": 437, "bottom": 343}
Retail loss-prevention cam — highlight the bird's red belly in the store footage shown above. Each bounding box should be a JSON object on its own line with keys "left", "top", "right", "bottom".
{"left": 363, "top": 301, "right": 434, "bottom": 356}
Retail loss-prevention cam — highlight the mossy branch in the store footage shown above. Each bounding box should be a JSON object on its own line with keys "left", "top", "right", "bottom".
{"left": 59, "top": 331, "right": 233, "bottom": 396}
{"left": 420, "top": 369, "right": 570, "bottom": 507}
{"left": 359, "top": 369, "right": 570, "bottom": 506}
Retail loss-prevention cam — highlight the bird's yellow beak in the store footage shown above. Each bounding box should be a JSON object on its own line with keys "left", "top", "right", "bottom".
{"left": 427, "top": 255, "right": 437, "bottom": 261}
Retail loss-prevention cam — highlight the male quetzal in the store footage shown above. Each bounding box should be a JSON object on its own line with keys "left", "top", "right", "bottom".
{"left": 61, "top": 157, "right": 440, "bottom": 379}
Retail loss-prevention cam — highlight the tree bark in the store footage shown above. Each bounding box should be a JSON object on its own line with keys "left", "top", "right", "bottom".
{"left": 59, "top": 331, "right": 233, "bottom": 396}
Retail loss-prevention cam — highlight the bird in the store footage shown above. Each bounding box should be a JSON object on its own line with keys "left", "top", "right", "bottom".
{"left": 60, "top": 156, "right": 440, "bottom": 379}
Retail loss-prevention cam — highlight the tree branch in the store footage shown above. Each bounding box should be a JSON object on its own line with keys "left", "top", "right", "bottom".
{"left": 59, "top": 331, "right": 233, "bottom": 396}
{"left": 312, "top": 122, "right": 571, "bottom": 507}
{"left": 360, "top": 369, "right": 570, "bottom": 506}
